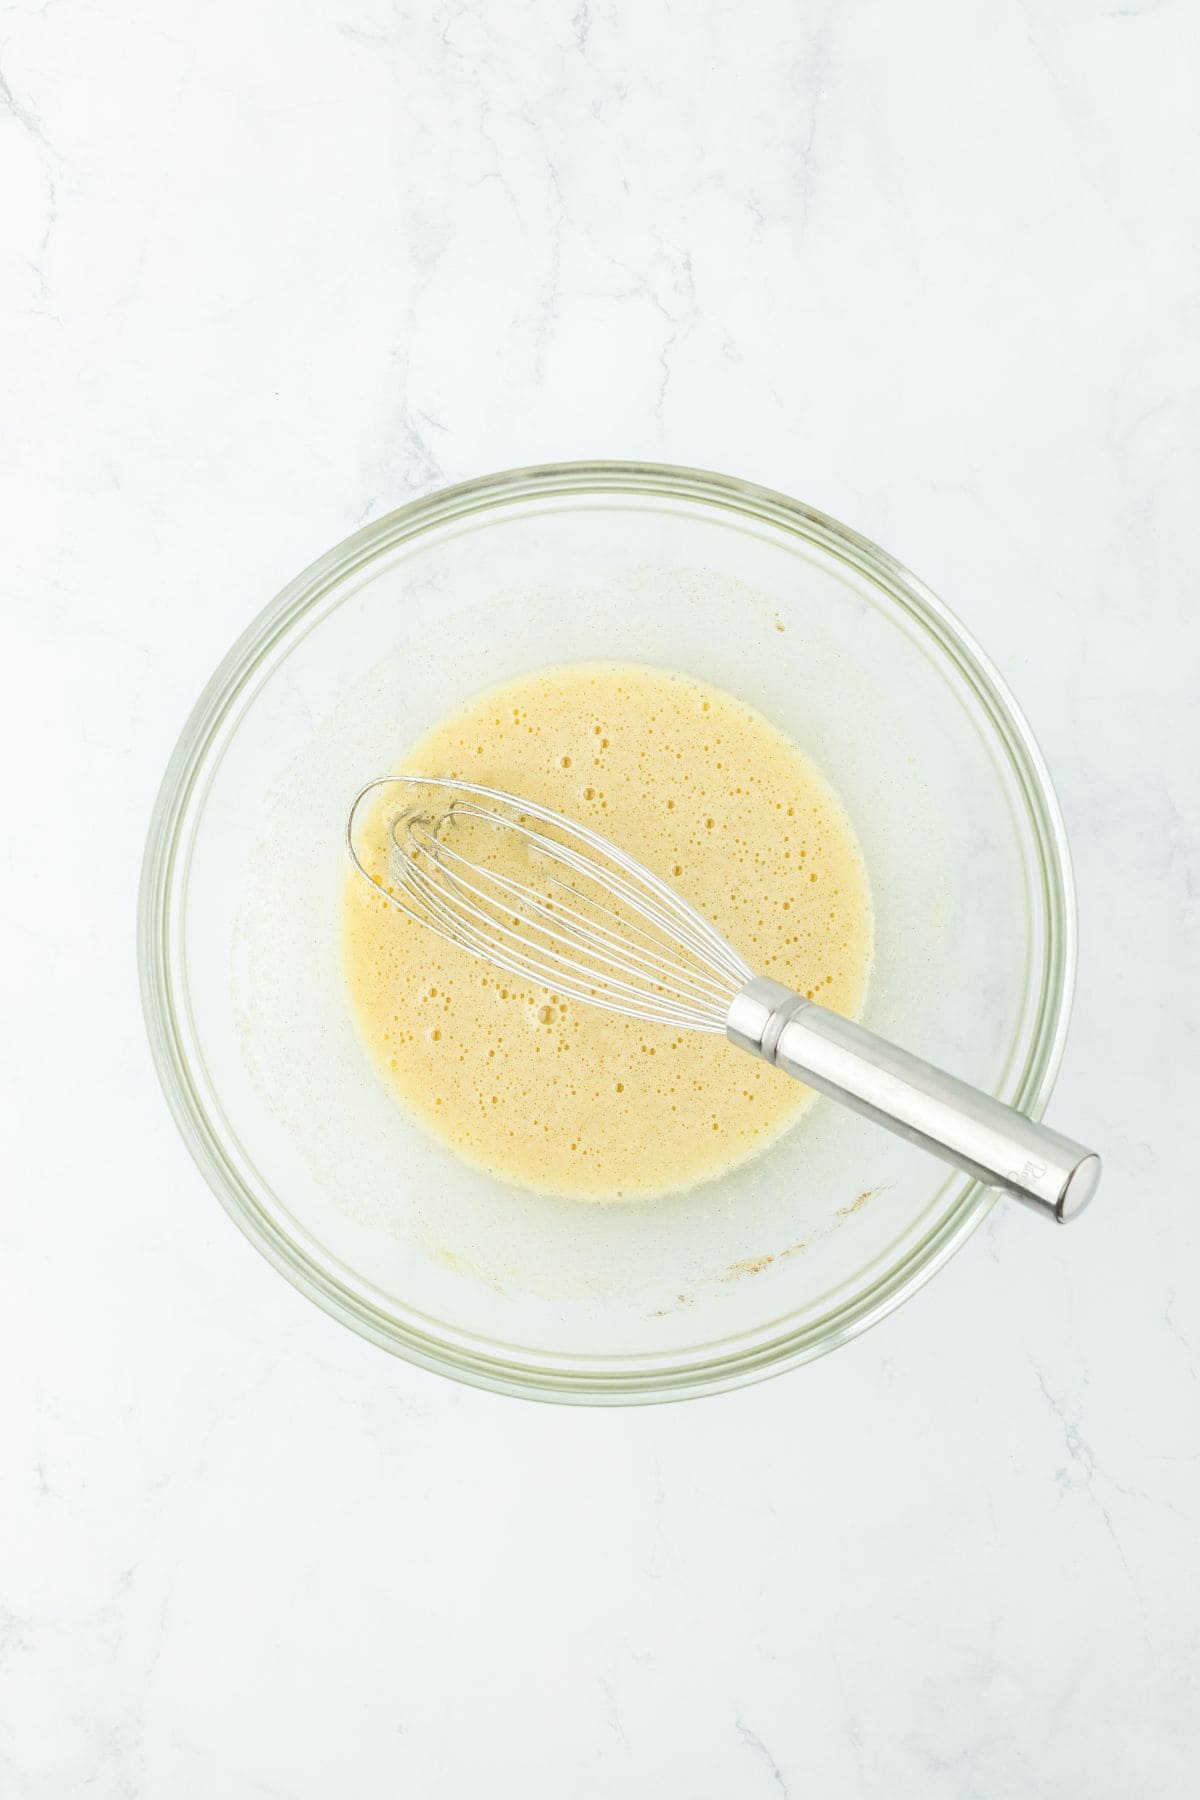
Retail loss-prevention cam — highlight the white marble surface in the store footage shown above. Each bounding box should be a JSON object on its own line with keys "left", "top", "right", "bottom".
{"left": 3, "top": 0, "right": 1199, "bottom": 1793}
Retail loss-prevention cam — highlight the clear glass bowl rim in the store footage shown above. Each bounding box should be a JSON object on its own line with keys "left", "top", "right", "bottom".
{"left": 138, "top": 460, "right": 1076, "bottom": 1404}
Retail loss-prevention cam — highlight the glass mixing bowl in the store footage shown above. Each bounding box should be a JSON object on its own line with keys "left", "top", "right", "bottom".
{"left": 139, "top": 462, "right": 1075, "bottom": 1402}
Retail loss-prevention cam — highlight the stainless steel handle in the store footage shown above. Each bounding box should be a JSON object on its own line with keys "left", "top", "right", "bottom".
{"left": 727, "top": 978, "right": 1100, "bottom": 1222}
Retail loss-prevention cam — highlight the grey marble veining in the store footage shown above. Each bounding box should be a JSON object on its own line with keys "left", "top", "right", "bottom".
{"left": 2, "top": 0, "right": 1198, "bottom": 1794}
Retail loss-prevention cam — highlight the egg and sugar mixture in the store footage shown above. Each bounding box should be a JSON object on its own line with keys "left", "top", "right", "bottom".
{"left": 343, "top": 663, "right": 872, "bottom": 1199}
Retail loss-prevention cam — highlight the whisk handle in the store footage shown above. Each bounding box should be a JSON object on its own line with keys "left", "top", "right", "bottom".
{"left": 727, "top": 978, "right": 1100, "bottom": 1222}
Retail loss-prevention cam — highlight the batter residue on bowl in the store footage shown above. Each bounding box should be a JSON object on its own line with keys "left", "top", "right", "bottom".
{"left": 343, "top": 663, "right": 873, "bottom": 1199}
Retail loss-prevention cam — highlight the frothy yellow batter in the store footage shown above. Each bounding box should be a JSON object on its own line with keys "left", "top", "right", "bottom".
{"left": 343, "top": 663, "right": 872, "bottom": 1199}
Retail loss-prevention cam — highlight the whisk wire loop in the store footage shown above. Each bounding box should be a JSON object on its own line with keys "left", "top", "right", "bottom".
{"left": 346, "top": 775, "right": 751, "bottom": 1033}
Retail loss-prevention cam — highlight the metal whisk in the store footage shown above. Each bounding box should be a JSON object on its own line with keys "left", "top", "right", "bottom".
{"left": 347, "top": 775, "right": 1100, "bottom": 1223}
